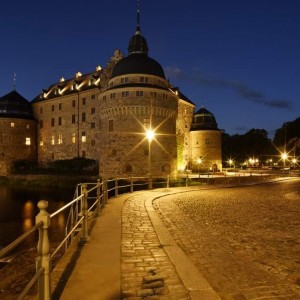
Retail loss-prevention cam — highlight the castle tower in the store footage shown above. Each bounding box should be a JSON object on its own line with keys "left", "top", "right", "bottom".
{"left": 0, "top": 90, "right": 37, "bottom": 175}
{"left": 189, "top": 107, "right": 222, "bottom": 172}
{"left": 98, "top": 7, "right": 178, "bottom": 177}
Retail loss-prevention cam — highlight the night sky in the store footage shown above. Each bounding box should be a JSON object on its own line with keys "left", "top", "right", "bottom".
{"left": 0, "top": 0, "right": 299, "bottom": 137}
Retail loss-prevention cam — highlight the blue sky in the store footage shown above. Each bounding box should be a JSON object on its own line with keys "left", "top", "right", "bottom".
{"left": 0, "top": 0, "right": 299, "bottom": 137}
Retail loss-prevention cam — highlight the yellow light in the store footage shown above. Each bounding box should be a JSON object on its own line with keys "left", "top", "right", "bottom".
{"left": 146, "top": 129, "right": 155, "bottom": 142}
{"left": 197, "top": 158, "right": 202, "bottom": 164}
{"left": 282, "top": 153, "right": 288, "bottom": 160}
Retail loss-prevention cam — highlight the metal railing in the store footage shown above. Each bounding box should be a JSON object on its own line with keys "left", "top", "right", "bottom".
{"left": 0, "top": 171, "right": 294, "bottom": 299}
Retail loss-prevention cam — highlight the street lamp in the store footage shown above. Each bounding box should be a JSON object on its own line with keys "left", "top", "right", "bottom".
{"left": 281, "top": 152, "right": 288, "bottom": 168}
{"left": 146, "top": 129, "right": 155, "bottom": 189}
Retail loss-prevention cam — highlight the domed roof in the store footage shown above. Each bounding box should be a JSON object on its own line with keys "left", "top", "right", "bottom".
{"left": 111, "top": 53, "right": 165, "bottom": 79}
{"left": 191, "top": 107, "right": 219, "bottom": 131}
{"left": 111, "top": 17, "right": 165, "bottom": 79}
{"left": 0, "top": 90, "right": 34, "bottom": 120}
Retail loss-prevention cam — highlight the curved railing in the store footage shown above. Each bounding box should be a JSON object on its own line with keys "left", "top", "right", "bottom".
{"left": 0, "top": 171, "right": 294, "bottom": 299}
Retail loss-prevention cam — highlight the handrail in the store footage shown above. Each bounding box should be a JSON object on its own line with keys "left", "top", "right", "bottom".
{"left": 2, "top": 172, "right": 284, "bottom": 299}
{"left": 0, "top": 221, "right": 43, "bottom": 259}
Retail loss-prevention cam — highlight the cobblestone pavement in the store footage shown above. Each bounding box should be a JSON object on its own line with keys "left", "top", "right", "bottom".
{"left": 121, "top": 191, "right": 190, "bottom": 300}
{"left": 154, "top": 178, "right": 300, "bottom": 299}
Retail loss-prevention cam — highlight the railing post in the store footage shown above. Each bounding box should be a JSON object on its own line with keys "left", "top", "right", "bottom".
{"left": 115, "top": 177, "right": 118, "bottom": 197}
{"left": 186, "top": 173, "right": 189, "bottom": 187}
{"left": 103, "top": 179, "right": 107, "bottom": 205}
{"left": 36, "top": 200, "right": 51, "bottom": 300}
{"left": 80, "top": 184, "right": 89, "bottom": 243}
{"left": 130, "top": 175, "right": 133, "bottom": 193}
{"left": 96, "top": 178, "right": 101, "bottom": 216}
{"left": 167, "top": 175, "right": 170, "bottom": 188}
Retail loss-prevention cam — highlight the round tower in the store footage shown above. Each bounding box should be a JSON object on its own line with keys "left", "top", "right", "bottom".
{"left": 189, "top": 107, "right": 222, "bottom": 172}
{"left": 98, "top": 9, "right": 178, "bottom": 178}
{"left": 0, "top": 90, "right": 37, "bottom": 175}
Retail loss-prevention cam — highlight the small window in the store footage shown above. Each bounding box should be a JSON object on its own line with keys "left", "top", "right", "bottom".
{"left": 40, "top": 107, "right": 43, "bottom": 114}
{"left": 91, "top": 94, "right": 96, "bottom": 99}
{"left": 26, "top": 124, "right": 30, "bottom": 129}
{"left": 108, "top": 120, "right": 113, "bottom": 132}
{"left": 72, "top": 133, "right": 76, "bottom": 144}
{"left": 82, "top": 98, "right": 86, "bottom": 105}
{"left": 51, "top": 136, "right": 55, "bottom": 145}
{"left": 91, "top": 107, "right": 95, "bottom": 114}
{"left": 82, "top": 132, "right": 86, "bottom": 143}
{"left": 122, "top": 91, "right": 129, "bottom": 97}
{"left": 72, "top": 100, "right": 76, "bottom": 107}
{"left": 58, "top": 134, "right": 63, "bottom": 144}
{"left": 59, "top": 103, "right": 62, "bottom": 110}
{"left": 136, "top": 91, "right": 143, "bottom": 97}
{"left": 10, "top": 122, "right": 14, "bottom": 128}
{"left": 82, "top": 113, "right": 86, "bottom": 122}
{"left": 103, "top": 95, "right": 107, "bottom": 101}
{"left": 91, "top": 122, "right": 95, "bottom": 129}
{"left": 52, "top": 105, "right": 55, "bottom": 112}
{"left": 72, "top": 114, "right": 76, "bottom": 124}
{"left": 51, "top": 118, "right": 55, "bottom": 127}
{"left": 39, "top": 140, "right": 43, "bottom": 146}
{"left": 58, "top": 117, "right": 62, "bottom": 126}
{"left": 110, "top": 93, "right": 115, "bottom": 99}
{"left": 25, "top": 137, "right": 31, "bottom": 145}
{"left": 82, "top": 151, "right": 86, "bottom": 158}
{"left": 91, "top": 140, "right": 95, "bottom": 146}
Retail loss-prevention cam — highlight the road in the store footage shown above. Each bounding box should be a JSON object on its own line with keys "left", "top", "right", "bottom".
{"left": 154, "top": 178, "right": 300, "bottom": 299}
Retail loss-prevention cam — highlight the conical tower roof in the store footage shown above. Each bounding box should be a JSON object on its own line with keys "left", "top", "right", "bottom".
{"left": 191, "top": 107, "right": 219, "bottom": 131}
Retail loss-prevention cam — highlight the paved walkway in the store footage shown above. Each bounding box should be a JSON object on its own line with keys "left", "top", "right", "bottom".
{"left": 53, "top": 177, "right": 300, "bottom": 300}
{"left": 54, "top": 188, "right": 220, "bottom": 300}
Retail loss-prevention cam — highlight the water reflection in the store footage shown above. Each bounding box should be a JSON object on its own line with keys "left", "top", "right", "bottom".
{"left": 0, "top": 184, "right": 74, "bottom": 247}
{"left": 22, "top": 201, "right": 34, "bottom": 231}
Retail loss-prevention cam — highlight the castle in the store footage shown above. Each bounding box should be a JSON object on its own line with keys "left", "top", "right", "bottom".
{"left": 0, "top": 10, "right": 222, "bottom": 177}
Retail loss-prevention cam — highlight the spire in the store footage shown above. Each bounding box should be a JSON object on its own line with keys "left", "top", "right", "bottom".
{"left": 128, "top": 0, "right": 149, "bottom": 55}
{"left": 136, "top": 0, "right": 141, "bottom": 34}
{"left": 13, "top": 72, "right": 16, "bottom": 91}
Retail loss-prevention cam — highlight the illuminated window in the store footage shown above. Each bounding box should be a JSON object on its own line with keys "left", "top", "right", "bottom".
{"left": 26, "top": 124, "right": 30, "bottom": 129}
{"left": 10, "top": 122, "right": 14, "bottom": 128}
{"left": 51, "top": 136, "right": 55, "bottom": 145}
{"left": 82, "top": 132, "right": 86, "bottom": 143}
{"left": 40, "top": 140, "right": 43, "bottom": 146}
{"left": 25, "top": 137, "right": 31, "bottom": 145}
{"left": 72, "top": 133, "right": 76, "bottom": 144}
{"left": 58, "top": 134, "right": 63, "bottom": 144}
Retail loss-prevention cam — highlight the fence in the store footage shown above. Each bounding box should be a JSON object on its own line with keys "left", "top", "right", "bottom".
{"left": 0, "top": 171, "right": 294, "bottom": 299}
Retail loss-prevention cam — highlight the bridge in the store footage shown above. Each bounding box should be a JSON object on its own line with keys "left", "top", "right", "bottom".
{"left": 0, "top": 172, "right": 298, "bottom": 299}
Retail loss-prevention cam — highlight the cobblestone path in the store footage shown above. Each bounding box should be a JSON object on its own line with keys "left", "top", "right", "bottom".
{"left": 121, "top": 191, "right": 190, "bottom": 300}
{"left": 154, "top": 179, "right": 300, "bottom": 299}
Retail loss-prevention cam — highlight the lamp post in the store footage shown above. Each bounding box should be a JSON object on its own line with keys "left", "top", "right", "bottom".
{"left": 146, "top": 129, "right": 154, "bottom": 189}
{"left": 282, "top": 152, "right": 287, "bottom": 168}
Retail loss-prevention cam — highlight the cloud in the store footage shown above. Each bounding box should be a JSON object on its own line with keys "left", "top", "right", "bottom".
{"left": 165, "top": 66, "right": 293, "bottom": 110}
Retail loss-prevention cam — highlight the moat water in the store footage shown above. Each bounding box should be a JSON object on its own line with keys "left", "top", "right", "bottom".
{"left": 0, "top": 184, "right": 74, "bottom": 249}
